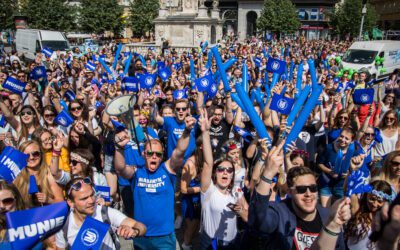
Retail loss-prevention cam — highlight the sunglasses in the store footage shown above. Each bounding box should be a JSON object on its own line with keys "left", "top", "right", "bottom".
{"left": 21, "top": 111, "right": 33, "bottom": 116}
{"left": 364, "top": 133, "right": 375, "bottom": 137}
{"left": 71, "top": 160, "right": 83, "bottom": 166}
{"left": 145, "top": 151, "right": 163, "bottom": 158}
{"left": 338, "top": 116, "right": 349, "bottom": 121}
{"left": 391, "top": 161, "right": 400, "bottom": 167}
{"left": 143, "top": 103, "right": 151, "bottom": 107}
{"left": 71, "top": 106, "right": 83, "bottom": 112}
{"left": 0, "top": 197, "right": 15, "bottom": 206}
{"left": 291, "top": 184, "right": 318, "bottom": 194}
{"left": 44, "top": 113, "right": 55, "bottom": 119}
{"left": 67, "top": 177, "right": 92, "bottom": 196}
{"left": 216, "top": 166, "right": 234, "bottom": 174}
{"left": 175, "top": 107, "right": 187, "bottom": 112}
{"left": 386, "top": 117, "right": 395, "bottom": 121}
{"left": 28, "top": 151, "right": 41, "bottom": 158}
{"left": 368, "top": 195, "right": 384, "bottom": 204}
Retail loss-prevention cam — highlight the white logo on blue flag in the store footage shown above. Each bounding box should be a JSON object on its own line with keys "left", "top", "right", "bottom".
{"left": 200, "top": 78, "right": 209, "bottom": 87}
{"left": 0, "top": 146, "right": 28, "bottom": 183}
{"left": 277, "top": 98, "right": 288, "bottom": 110}
{"left": 55, "top": 110, "right": 74, "bottom": 127}
{"left": 71, "top": 216, "right": 109, "bottom": 250}
{"left": 272, "top": 61, "right": 280, "bottom": 71}
{"left": 3, "top": 76, "right": 26, "bottom": 95}
{"left": 266, "top": 58, "right": 286, "bottom": 75}
{"left": 361, "top": 94, "right": 369, "bottom": 103}
{"left": 81, "top": 228, "right": 99, "bottom": 246}
{"left": 270, "top": 94, "right": 294, "bottom": 115}
{"left": 145, "top": 76, "right": 153, "bottom": 86}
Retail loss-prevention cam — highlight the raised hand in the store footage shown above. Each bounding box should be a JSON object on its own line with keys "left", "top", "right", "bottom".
{"left": 52, "top": 132, "right": 65, "bottom": 151}
{"left": 184, "top": 116, "right": 196, "bottom": 131}
{"left": 198, "top": 108, "right": 212, "bottom": 132}
{"left": 114, "top": 129, "right": 130, "bottom": 149}
{"left": 350, "top": 154, "right": 365, "bottom": 171}
{"left": 262, "top": 139, "right": 285, "bottom": 179}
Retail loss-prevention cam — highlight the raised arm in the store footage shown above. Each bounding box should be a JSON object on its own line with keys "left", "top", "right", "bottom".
{"left": 114, "top": 130, "right": 136, "bottom": 179}
{"left": 225, "top": 93, "right": 234, "bottom": 124}
{"left": 49, "top": 132, "right": 65, "bottom": 181}
{"left": 0, "top": 96, "right": 20, "bottom": 131}
{"left": 199, "top": 108, "right": 214, "bottom": 193}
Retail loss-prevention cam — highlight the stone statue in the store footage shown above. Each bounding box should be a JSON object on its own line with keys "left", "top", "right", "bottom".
{"left": 212, "top": 0, "right": 219, "bottom": 9}
{"left": 199, "top": 0, "right": 205, "bottom": 7}
{"left": 160, "top": 0, "right": 166, "bottom": 9}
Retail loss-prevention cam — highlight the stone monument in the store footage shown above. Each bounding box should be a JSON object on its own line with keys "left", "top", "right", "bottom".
{"left": 154, "top": 0, "right": 223, "bottom": 48}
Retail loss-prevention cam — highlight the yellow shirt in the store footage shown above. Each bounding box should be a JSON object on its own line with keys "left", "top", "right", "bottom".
{"left": 44, "top": 147, "right": 70, "bottom": 173}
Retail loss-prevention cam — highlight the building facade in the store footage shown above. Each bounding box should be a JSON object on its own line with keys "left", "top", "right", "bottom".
{"left": 369, "top": 0, "right": 400, "bottom": 30}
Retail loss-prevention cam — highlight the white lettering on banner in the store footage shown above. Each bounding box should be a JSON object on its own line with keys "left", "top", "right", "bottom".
{"left": 137, "top": 177, "right": 166, "bottom": 193}
{"left": 8, "top": 216, "right": 65, "bottom": 241}
{"left": 3, "top": 158, "right": 21, "bottom": 179}
{"left": 5, "top": 80, "right": 24, "bottom": 91}
{"left": 98, "top": 191, "right": 110, "bottom": 198}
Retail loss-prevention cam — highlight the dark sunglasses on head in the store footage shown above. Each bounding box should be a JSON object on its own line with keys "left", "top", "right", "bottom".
{"left": 216, "top": 166, "right": 234, "bottom": 174}
{"left": 28, "top": 151, "right": 41, "bottom": 158}
{"left": 21, "top": 111, "right": 33, "bottom": 116}
{"left": 0, "top": 197, "right": 15, "bottom": 205}
{"left": 145, "top": 151, "right": 163, "bottom": 158}
{"left": 291, "top": 184, "right": 318, "bottom": 194}
{"left": 71, "top": 106, "right": 82, "bottom": 112}
{"left": 67, "top": 177, "right": 92, "bottom": 196}
{"left": 175, "top": 107, "right": 187, "bottom": 112}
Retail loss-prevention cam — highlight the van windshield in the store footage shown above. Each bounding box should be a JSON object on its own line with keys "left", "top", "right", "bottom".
{"left": 41, "top": 41, "right": 69, "bottom": 51}
{"left": 342, "top": 49, "right": 377, "bottom": 64}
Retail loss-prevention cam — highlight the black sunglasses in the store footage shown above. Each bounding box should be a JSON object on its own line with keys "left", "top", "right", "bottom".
{"left": 145, "top": 151, "right": 163, "bottom": 158}
{"left": 216, "top": 166, "right": 234, "bottom": 174}
{"left": 21, "top": 111, "right": 33, "bottom": 116}
{"left": 71, "top": 106, "right": 82, "bottom": 112}
{"left": 67, "top": 177, "right": 92, "bottom": 196}
{"left": 175, "top": 107, "right": 187, "bottom": 112}
{"left": 28, "top": 151, "right": 41, "bottom": 158}
{"left": 0, "top": 197, "right": 15, "bottom": 205}
{"left": 291, "top": 184, "right": 318, "bottom": 194}
{"left": 71, "top": 160, "right": 82, "bottom": 166}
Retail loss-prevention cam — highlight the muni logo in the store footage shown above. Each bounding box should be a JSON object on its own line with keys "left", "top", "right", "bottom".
{"left": 360, "top": 94, "right": 369, "bottom": 103}
{"left": 272, "top": 61, "right": 280, "bottom": 71}
{"left": 145, "top": 77, "right": 153, "bottom": 86}
{"left": 81, "top": 228, "right": 99, "bottom": 247}
{"left": 210, "top": 84, "right": 217, "bottom": 93}
{"left": 277, "top": 98, "right": 288, "bottom": 110}
{"left": 57, "top": 117, "right": 67, "bottom": 126}
{"left": 35, "top": 68, "right": 43, "bottom": 76}
{"left": 201, "top": 79, "right": 209, "bottom": 87}
{"left": 161, "top": 72, "right": 167, "bottom": 78}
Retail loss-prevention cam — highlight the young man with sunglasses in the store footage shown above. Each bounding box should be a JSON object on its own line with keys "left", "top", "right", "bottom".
{"left": 114, "top": 115, "right": 196, "bottom": 249}
{"left": 56, "top": 177, "right": 146, "bottom": 250}
{"left": 249, "top": 142, "right": 350, "bottom": 250}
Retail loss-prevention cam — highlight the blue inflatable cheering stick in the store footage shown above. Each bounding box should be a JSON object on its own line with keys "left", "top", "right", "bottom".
{"left": 211, "top": 46, "right": 237, "bottom": 93}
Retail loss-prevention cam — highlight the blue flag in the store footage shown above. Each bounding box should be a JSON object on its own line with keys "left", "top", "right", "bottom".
{"left": 270, "top": 94, "right": 294, "bottom": 115}
{"left": 233, "top": 126, "right": 254, "bottom": 142}
{"left": 111, "top": 119, "right": 126, "bottom": 132}
{"left": 0, "top": 146, "right": 28, "bottom": 183}
{"left": 207, "top": 83, "right": 218, "bottom": 99}
{"left": 173, "top": 88, "right": 188, "bottom": 100}
{"left": 71, "top": 216, "right": 110, "bottom": 250}
{"left": 41, "top": 47, "right": 53, "bottom": 58}
{"left": 158, "top": 67, "right": 171, "bottom": 82}
{"left": 352, "top": 88, "right": 374, "bottom": 105}
{"left": 254, "top": 57, "right": 262, "bottom": 68}
{"left": 95, "top": 186, "right": 111, "bottom": 202}
{"left": 195, "top": 74, "right": 214, "bottom": 92}
{"left": 6, "top": 202, "right": 69, "bottom": 250}
{"left": 3, "top": 76, "right": 26, "bottom": 95}
{"left": 172, "top": 62, "right": 183, "bottom": 71}
{"left": 266, "top": 57, "right": 286, "bottom": 75}
{"left": 29, "top": 175, "right": 39, "bottom": 194}
{"left": 157, "top": 61, "right": 166, "bottom": 70}
{"left": 0, "top": 115, "right": 7, "bottom": 128}
{"left": 139, "top": 73, "right": 157, "bottom": 90}
{"left": 31, "top": 66, "right": 47, "bottom": 80}
{"left": 346, "top": 170, "right": 372, "bottom": 197}
{"left": 55, "top": 110, "right": 74, "bottom": 127}
{"left": 64, "top": 90, "right": 76, "bottom": 101}
{"left": 66, "top": 56, "right": 72, "bottom": 68}
{"left": 85, "top": 61, "right": 96, "bottom": 71}
{"left": 122, "top": 77, "right": 139, "bottom": 92}
{"left": 91, "top": 54, "right": 97, "bottom": 62}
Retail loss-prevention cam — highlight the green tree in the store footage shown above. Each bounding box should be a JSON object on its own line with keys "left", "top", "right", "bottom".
{"left": 21, "top": 0, "right": 76, "bottom": 31}
{"left": 128, "top": 0, "right": 159, "bottom": 37}
{"left": 0, "top": 0, "right": 18, "bottom": 30}
{"left": 79, "top": 0, "right": 124, "bottom": 36}
{"left": 329, "top": 0, "right": 377, "bottom": 39}
{"left": 257, "top": 0, "right": 300, "bottom": 36}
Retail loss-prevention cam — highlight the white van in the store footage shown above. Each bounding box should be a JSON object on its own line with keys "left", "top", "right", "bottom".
{"left": 341, "top": 40, "right": 400, "bottom": 80}
{"left": 16, "top": 29, "right": 70, "bottom": 61}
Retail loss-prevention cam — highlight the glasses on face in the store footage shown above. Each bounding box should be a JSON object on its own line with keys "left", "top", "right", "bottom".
{"left": 364, "top": 133, "right": 375, "bottom": 138}
{"left": 143, "top": 103, "right": 151, "bottom": 107}
{"left": 145, "top": 151, "right": 163, "bottom": 158}
{"left": 214, "top": 113, "right": 223, "bottom": 117}
{"left": 391, "top": 161, "right": 400, "bottom": 167}
{"left": 21, "top": 111, "right": 33, "bottom": 116}
{"left": 338, "top": 116, "right": 349, "bottom": 121}
{"left": 71, "top": 106, "right": 82, "bottom": 112}
{"left": 386, "top": 117, "right": 395, "bottom": 121}
{"left": 175, "top": 107, "right": 187, "bottom": 112}
{"left": 67, "top": 177, "right": 92, "bottom": 196}
{"left": 291, "top": 184, "right": 318, "bottom": 194}
{"left": 28, "top": 151, "right": 41, "bottom": 158}
{"left": 44, "top": 113, "right": 55, "bottom": 119}
{"left": 368, "top": 195, "right": 384, "bottom": 204}
{"left": 216, "top": 166, "right": 234, "bottom": 174}
{"left": 71, "top": 160, "right": 82, "bottom": 166}
{"left": 42, "top": 136, "right": 54, "bottom": 143}
{"left": 0, "top": 197, "right": 15, "bottom": 206}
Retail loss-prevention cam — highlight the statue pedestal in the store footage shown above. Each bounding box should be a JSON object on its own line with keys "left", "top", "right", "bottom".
{"left": 211, "top": 9, "right": 219, "bottom": 19}
{"left": 197, "top": 6, "right": 208, "bottom": 18}
{"left": 158, "top": 8, "right": 168, "bottom": 18}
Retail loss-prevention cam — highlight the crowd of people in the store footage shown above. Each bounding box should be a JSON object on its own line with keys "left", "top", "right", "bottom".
{"left": 0, "top": 36, "right": 399, "bottom": 250}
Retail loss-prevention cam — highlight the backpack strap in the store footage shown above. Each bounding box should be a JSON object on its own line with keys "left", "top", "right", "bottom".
{"left": 61, "top": 215, "right": 71, "bottom": 250}
{"left": 101, "top": 206, "right": 121, "bottom": 249}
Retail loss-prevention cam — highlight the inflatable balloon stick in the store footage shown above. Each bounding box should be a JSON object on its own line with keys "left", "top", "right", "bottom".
{"left": 242, "top": 62, "right": 249, "bottom": 93}
{"left": 211, "top": 46, "right": 237, "bottom": 93}
{"left": 295, "top": 63, "right": 303, "bottom": 98}
{"left": 286, "top": 85, "right": 311, "bottom": 127}
{"left": 112, "top": 43, "right": 123, "bottom": 70}
{"left": 308, "top": 59, "right": 318, "bottom": 88}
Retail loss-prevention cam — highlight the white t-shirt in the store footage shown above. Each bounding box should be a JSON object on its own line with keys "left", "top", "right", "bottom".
{"left": 201, "top": 182, "right": 240, "bottom": 242}
{"left": 55, "top": 205, "right": 126, "bottom": 250}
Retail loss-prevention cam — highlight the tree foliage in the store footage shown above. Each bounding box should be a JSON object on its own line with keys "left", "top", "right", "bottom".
{"left": 329, "top": 0, "right": 377, "bottom": 39}
{"left": 0, "top": 0, "right": 18, "bottom": 30}
{"left": 79, "top": 0, "right": 124, "bottom": 36}
{"left": 257, "top": 0, "right": 300, "bottom": 35}
{"left": 21, "top": 0, "right": 76, "bottom": 31}
{"left": 128, "top": 0, "right": 159, "bottom": 37}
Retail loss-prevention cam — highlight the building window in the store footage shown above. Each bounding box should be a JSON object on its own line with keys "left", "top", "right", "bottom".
{"left": 298, "top": 9, "right": 305, "bottom": 20}
{"left": 310, "top": 9, "right": 318, "bottom": 20}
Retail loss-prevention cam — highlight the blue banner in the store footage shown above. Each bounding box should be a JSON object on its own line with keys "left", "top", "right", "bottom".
{"left": 270, "top": 94, "right": 295, "bottom": 115}
{"left": 6, "top": 202, "right": 69, "bottom": 250}
{"left": 64, "top": 90, "right": 76, "bottom": 101}
{"left": 266, "top": 57, "right": 286, "bottom": 75}
{"left": 71, "top": 216, "right": 109, "bottom": 250}
{"left": 3, "top": 76, "right": 26, "bottom": 95}
{"left": 173, "top": 88, "right": 188, "bottom": 100}
{"left": 29, "top": 175, "right": 39, "bottom": 194}
{"left": 55, "top": 110, "right": 74, "bottom": 127}
{"left": 111, "top": 119, "right": 126, "bottom": 132}
{"left": 352, "top": 88, "right": 374, "bottom": 105}
{"left": 31, "top": 66, "right": 47, "bottom": 80}
{"left": 139, "top": 73, "right": 157, "bottom": 90}
{"left": 0, "top": 146, "right": 28, "bottom": 183}
{"left": 85, "top": 61, "right": 96, "bottom": 71}
{"left": 158, "top": 67, "right": 171, "bottom": 82}
{"left": 172, "top": 62, "right": 183, "bottom": 71}
{"left": 195, "top": 74, "right": 214, "bottom": 92}
{"left": 122, "top": 77, "right": 139, "bottom": 92}
{"left": 95, "top": 186, "right": 111, "bottom": 202}
{"left": 0, "top": 115, "right": 7, "bottom": 128}
{"left": 41, "top": 47, "right": 53, "bottom": 58}
{"left": 207, "top": 83, "right": 218, "bottom": 99}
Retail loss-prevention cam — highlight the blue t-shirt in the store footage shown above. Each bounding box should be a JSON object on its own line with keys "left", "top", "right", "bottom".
{"left": 163, "top": 117, "right": 196, "bottom": 160}
{"left": 118, "top": 141, "right": 145, "bottom": 186}
{"left": 133, "top": 162, "right": 176, "bottom": 236}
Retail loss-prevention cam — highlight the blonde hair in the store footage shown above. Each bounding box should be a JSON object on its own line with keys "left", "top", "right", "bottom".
{"left": 375, "top": 150, "right": 400, "bottom": 188}
{"left": 13, "top": 140, "right": 55, "bottom": 208}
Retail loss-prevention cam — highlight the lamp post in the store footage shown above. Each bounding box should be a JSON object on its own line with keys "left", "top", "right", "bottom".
{"left": 358, "top": 0, "right": 367, "bottom": 40}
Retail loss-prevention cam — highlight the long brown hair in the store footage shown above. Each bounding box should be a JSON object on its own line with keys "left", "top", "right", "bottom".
{"left": 13, "top": 140, "right": 54, "bottom": 208}
{"left": 211, "top": 159, "right": 236, "bottom": 193}
{"left": 18, "top": 105, "right": 41, "bottom": 145}
{"left": 0, "top": 180, "right": 26, "bottom": 230}
{"left": 378, "top": 110, "right": 398, "bottom": 130}
{"left": 333, "top": 109, "right": 350, "bottom": 129}
{"left": 378, "top": 150, "right": 400, "bottom": 186}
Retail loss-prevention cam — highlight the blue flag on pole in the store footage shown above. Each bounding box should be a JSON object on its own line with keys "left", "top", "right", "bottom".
{"left": 6, "top": 202, "right": 69, "bottom": 250}
{"left": 270, "top": 94, "right": 295, "bottom": 115}
{"left": 29, "top": 175, "right": 39, "bottom": 194}
{"left": 266, "top": 57, "right": 286, "bottom": 75}
{"left": 111, "top": 119, "right": 126, "bottom": 132}
{"left": 0, "top": 146, "right": 28, "bottom": 183}
{"left": 207, "top": 83, "right": 218, "bottom": 99}
{"left": 55, "top": 110, "right": 74, "bottom": 127}
{"left": 195, "top": 74, "right": 214, "bottom": 92}
{"left": 0, "top": 115, "right": 7, "bottom": 128}
{"left": 233, "top": 126, "right": 254, "bottom": 142}
{"left": 31, "top": 66, "right": 47, "bottom": 80}
{"left": 95, "top": 186, "right": 111, "bottom": 202}
{"left": 157, "top": 61, "right": 166, "bottom": 70}
{"left": 66, "top": 56, "right": 72, "bottom": 68}
{"left": 254, "top": 57, "right": 262, "bottom": 68}
{"left": 71, "top": 216, "right": 110, "bottom": 250}
{"left": 172, "top": 62, "right": 183, "bottom": 71}
{"left": 122, "top": 77, "right": 139, "bottom": 92}
{"left": 346, "top": 170, "right": 372, "bottom": 197}
{"left": 3, "top": 76, "right": 26, "bottom": 95}
{"left": 64, "top": 90, "right": 76, "bottom": 101}
{"left": 41, "top": 47, "right": 53, "bottom": 58}
{"left": 352, "top": 88, "right": 374, "bottom": 105}
{"left": 139, "top": 73, "right": 157, "bottom": 90}
{"left": 173, "top": 88, "right": 188, "bottom": 100}
{"left": 158, "top": 67, "right": 171, "bottom": 82}
{"left": 85, "top": 61, "right": 96, "bottom": 71}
